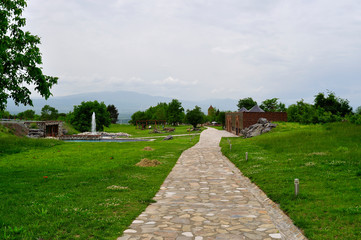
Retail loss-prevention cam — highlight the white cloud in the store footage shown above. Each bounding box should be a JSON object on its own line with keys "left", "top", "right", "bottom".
{"left": 152, "top": 77, "right": 198, "bottom": 86}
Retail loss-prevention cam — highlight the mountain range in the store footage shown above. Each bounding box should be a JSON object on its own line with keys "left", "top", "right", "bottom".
{"left": 6, "top": 90, "right": 238, "bottom": 119}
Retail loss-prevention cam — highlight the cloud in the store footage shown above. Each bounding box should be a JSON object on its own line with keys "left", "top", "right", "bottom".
{"left": 152, "top": 77, "right": 198, "bottom": 86}
{"left": 22, "top": 0, "right": 361, "bottom": 108}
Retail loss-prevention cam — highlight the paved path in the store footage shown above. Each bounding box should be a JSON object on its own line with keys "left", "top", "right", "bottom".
{"left": 118, "top": 128, "right": 306, "bottom": 240}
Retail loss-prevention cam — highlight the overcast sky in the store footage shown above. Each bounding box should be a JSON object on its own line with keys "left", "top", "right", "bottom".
{"left": 23, "top": 0, "right": 361, "bottom": 108}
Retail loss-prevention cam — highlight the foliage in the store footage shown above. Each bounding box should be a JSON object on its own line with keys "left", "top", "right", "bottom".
{"left": 347, "top": 114, "right": 361, "bottom": 125}
{"left": 40, "top": 105, "right": 58, "bottom": 120}
{"left": 287, "top": 100, "right": 317, "bottom": 124}
{"left": 69, "top": 101, "right": 111, "bottom": 132}
{"left": 17, "top": 109, "right": 36, "bottom": 120}
{"left": 130, "top": 100, "right": 184, "bottom": 126}
{"left": 356, "top": 106, "right": 361, "bottom": 115}
{"left": 0, "top": 0, "right": 58, "bottom": 111}
{"left": 185, "top": 106, "right": 206, "bottom": 128}
{"left": 237, "top": 97, "right": 257, "bottom": 110}
{"left": 314, "top": 91, "right": 352, "bottom": 117}
{"left": 0, "top": 135, "right": 198, "bottom": 239}
{"left": 167, "top": 99, "right": 184, "bottom": 126}
{"left": 221, "top": 122, "right": 361, "bottom": 240}
{"left": 0, "top": 110, "right": 10, "bottom": 119}
{"left": 260, "top": 98, "right": 286, "bottom": 112}
{"left": 288, "top": 92, "right": 353, "bottom": 124}
{"left": 216, "top": 111, "right": 226, "bottom": 126}
{"left": 107, "top": 104, "right": 119, "bottom": 124}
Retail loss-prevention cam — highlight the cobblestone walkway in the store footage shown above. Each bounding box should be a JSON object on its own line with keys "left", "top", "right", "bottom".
{"left": 118, "top": 128, "right": 306, "bottom": 240}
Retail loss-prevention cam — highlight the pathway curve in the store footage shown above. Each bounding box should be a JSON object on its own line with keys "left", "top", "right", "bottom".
{"left": 118, "top": 128, "right": 306, "bottom": 240}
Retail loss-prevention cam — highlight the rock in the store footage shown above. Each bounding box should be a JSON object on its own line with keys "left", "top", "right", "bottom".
{"left": 257, "top": 118, "right": 268, "bottom": 124}
{"left": 240, "top": 118, "right": 277, "bottom": 138}
{"left": 163, "top": 135, "right": 173, "bottom": 140}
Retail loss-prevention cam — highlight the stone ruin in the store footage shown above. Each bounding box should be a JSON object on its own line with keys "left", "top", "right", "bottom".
{"left": 240, "top": 118, "right": 277, "bottom": 138}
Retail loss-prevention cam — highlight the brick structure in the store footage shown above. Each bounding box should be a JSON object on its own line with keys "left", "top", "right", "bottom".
{"left": 225, "top": 112, "right": 287, "bottom": 136}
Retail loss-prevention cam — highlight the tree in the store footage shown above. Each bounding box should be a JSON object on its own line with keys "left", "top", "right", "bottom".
{"left": 216, "top": 111, "right": 226, "bottom": 127}
{"left": 260, "top": 98, "right": 286, "bottom": 112}
{"left": 107, "top": 104, "right": 119, "bottom": 124}
{"left": 167, "top": 99, "right": 184, "bottom": 126}
{"left": 18, "top": 109, "right": 35, "bottom": 119}
{"left": 40, "top": 105, "right": 58, "bottom": 120}
{"left": 314, "top": 91, "right": 352, "bottom": 117}
{"left": 69, "top": 101, "right": 111, "bottom": 132}
{"left": 185, "top": 106, "right": 205, "bottom": 128}
{"left": 0, "top": 1, "right": 58, "bottom": 111}
{"left": 287, "top": 100, "right": 317, "bottom": 124}
{"left": 237, "top": 97, "right": 257, "bottom": 110}
{"left": 356, "top": 106, "right": 361, "bottom": 115}
{"left": 130, "top": 111, "right": 146, "bottom": 125}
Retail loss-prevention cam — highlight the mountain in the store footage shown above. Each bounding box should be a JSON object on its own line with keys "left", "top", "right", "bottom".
{"left": 6, "top": 90, "right": 238, "bottom": 118}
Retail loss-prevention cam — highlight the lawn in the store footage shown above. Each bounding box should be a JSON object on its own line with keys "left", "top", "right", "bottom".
{"left": 220, "top": 122, "right": 361, "bottom": 240}
{"left": 104, "top": 124, "right": 202, "bottom": 138}
{"left": 0, "top": 128, "right": 199, "bottom": 239}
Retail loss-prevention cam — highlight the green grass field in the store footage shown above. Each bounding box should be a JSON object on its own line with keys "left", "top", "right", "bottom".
{"left": 221, "top": 122, "right": 361, "bottom": 240}
{"left": 0, "top": 125, "right": 199, "bottom": 239}
{"left": 104, "top": 124, "right": 202, "bottom": 138}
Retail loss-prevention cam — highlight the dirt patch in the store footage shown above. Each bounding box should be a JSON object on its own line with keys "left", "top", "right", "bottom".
{"left": 143, "top": 146, "right": 154, "bottom": 151}
{"left": 136, "top": 158, "right": 161, "bottom": 167}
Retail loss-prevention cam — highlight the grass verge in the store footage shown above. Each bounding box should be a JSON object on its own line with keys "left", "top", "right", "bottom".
{"left": 220, "top": 122, "right": 361, "bottom": 240}
{"left": 0, "top": 134, "right": 199, "bottom": 239}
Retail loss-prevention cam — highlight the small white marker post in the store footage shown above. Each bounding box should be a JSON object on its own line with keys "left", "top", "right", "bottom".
{"left": 294, "top": 178, "right": 299, "bottom": 196}
{"left": 245, "top": 152, "right": 248, "bottom": 161}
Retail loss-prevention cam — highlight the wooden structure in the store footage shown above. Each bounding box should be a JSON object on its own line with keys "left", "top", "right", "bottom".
{"left": 136, "top": 120, "right": 166, "bottom": 130}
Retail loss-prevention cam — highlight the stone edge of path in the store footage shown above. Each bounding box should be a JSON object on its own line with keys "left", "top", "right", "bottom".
{"left": 222, "top": 154, "right": 308, "bottom": 240}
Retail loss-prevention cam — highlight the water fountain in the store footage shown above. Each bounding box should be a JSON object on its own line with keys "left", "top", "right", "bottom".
{"left": 91, "top": 112, "right": 96, "bottom": 135}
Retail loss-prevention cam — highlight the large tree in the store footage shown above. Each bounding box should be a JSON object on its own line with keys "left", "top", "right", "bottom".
{"left": 0, "top": 1, "right": 58, "bottom": 111}
{"left": 107, "top": 104, "right": 119, "bottom": 124}
{"left": 314, "top": 91, "right": 352, "bottom": 117}
{"left": 40, "top": 105, "right": 58, "bottom": 120}
{"left": 167, "top": 99, "right": 184, "bottom": 126}
{"left": 69, "top": 101, "right": 111, "bottom": 132}
{"left": 185, "top": 106, "right": 205, "bottom": 128}
{"left": 237, "top": 97, "right": 257, "bottom": 110}
{"left": 260, "top": 98, "right": 286, "bottom": 112}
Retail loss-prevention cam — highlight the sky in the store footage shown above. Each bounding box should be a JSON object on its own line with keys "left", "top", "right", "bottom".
{"left": 23, "top": 0, "right": 361, "bottom": 108}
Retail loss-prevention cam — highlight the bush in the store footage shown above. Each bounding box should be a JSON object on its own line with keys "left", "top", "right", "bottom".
{"left": 69, "top": 101, "right": 111, "bottom": 132}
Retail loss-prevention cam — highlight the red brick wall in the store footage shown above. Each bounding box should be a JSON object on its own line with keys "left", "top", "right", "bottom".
{"left": 242, "top": 112, "right": 287, "bottom": 128}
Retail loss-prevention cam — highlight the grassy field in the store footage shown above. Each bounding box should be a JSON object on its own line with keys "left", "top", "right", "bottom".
{"left": 220, "top": 122, "right": 361, "bottom": 240}
{"left": 104, "top": 124, "right": 202, "bottom": 137}
{"left": 0, "top": 127, "right": 199, "bottom": 239}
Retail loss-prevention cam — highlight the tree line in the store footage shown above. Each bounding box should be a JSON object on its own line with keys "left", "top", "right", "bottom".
{"left": 237, "top": 91, "right": 361, "bottom": 125}
{"left": 130, "top": 99, "right": 226, "bottom": 128}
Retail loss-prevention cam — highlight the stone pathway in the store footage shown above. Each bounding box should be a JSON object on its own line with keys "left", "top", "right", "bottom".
{"left": 117, "top": 128, "right": 307, "bottom": 240}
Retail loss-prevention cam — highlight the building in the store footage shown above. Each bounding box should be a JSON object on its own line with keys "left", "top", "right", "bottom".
{"left": 225, "top": 105, "right": 287, "bottom": 135}
{"left": 24, "top": 121, "right": 64, "bottom": 137}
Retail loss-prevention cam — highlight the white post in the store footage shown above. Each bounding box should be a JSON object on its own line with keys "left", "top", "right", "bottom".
{"left": 294, "top": 178, "right": 299, "bottom": 196}
{"left": 245, "top": 152, "right": 248, "bottom": 161}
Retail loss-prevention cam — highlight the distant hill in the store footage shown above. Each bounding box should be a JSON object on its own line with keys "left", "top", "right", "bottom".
{"left": 6, "top": 90, "right": 238, "bottom": 118}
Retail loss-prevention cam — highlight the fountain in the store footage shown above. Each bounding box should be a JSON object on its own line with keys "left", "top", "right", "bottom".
{"left": 91, "top": 112, "right": 96, "bottom": 134}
